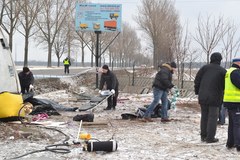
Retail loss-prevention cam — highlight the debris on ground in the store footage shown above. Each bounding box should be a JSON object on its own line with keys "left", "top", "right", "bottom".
{"left": 0, "top": 70, "right": 239, "bottom": 160}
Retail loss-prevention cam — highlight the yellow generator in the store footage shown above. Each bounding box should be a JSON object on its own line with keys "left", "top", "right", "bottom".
{"left": 0, "top": 27, "right": 24, "bottom": 121}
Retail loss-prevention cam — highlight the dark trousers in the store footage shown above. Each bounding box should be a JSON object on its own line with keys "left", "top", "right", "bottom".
{"left": 64, "top": 65, "right": 70, "bottom": 74}
{"left": 21, "top": 85, "right": 30, "bottom": 94}
{"left": 227, "top": 109, "right": 240, "bottom": 147}
{"left": 107, "top": 88, "right": 119, "bottom": 109}
{"left": 200, "top": 105, "right": 219, "bottom": 140}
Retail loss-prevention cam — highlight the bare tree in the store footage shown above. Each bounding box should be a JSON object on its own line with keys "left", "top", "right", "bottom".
{"left": 17, "top": 0, "right": 41, "bottom": 67}
{"left": 108, "top": 22, "right": 141, "bottom": 67}
{"left": 221, "top": 22, "right": 240, "bottom": 68}
{"left": 173, "top": 24, "right": 191, "bottom": 88}
{"left": 81, "top": 31, "right": 120, "bottom": 67}
{"left": 0, "top": 0, "right": 6, "bottom": 25}
{"left": 188, "top": 49, "right": 198, "bottom": 80}
{"left": 193, "top": 15, "right": 228, "bottom": 64}
{"left": 98, "top": 32, "right": 116, "bottom": 66}
{"left": 108, "top": 32, "right": 123, "bottom": 66}
{"left": 89, "top": 32, "right": 96, "bottom": 67}
{"left": 35, "top": 0, "right": 72, "bottom": 67}
{"left": 75, "top": 31, "right": 90, "bottom": 67}
{"left": 53, "top": 30, "right": 67, "bottom": 67}
{"left": 0, "top": 0, "right": 21, "bottom": 51}
{"left": 75, "top": 30, "right": 101, "bottom": 67}
{"left": 136, "top": 0, "right": 180, "bottom": 68}
{"left": 52, "top": 0, "right": 84, "bottom": 67}
{"left": 65, "top": 1, "right": 77, "bottom": 59}
{"left": 122, "top": 23, "right": 141, "bottom": 67}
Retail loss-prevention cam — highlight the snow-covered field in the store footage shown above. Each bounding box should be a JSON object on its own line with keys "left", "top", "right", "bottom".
{"left": 0, "top": 74, "right": 239, "bottom": 160}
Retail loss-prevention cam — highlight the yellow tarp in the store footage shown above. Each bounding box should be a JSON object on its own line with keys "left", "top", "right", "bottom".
{"left": 0, "top": 92, "right": 24, "bottom": 118}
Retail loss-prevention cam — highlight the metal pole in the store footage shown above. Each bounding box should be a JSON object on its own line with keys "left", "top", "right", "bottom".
{"left": 111, "top": 60, "right": 114, "bottom": 71}
{"left": 132, "top": 61, "right": 135, "bottom": 86}
{"left": 95, "top": 31, "right": 101, "bottom": 89}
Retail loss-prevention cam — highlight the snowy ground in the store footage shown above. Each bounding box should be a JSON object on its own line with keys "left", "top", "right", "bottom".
{"left": 1, "top": 76, "right": 240, "bottom": 160}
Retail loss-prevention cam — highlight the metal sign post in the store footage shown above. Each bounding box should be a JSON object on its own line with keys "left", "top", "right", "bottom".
{"left": 75, "top": 3, "right": 122, "bottom": 89}
{"left": 95, "top": 31, "right": 101, "bottom": 89}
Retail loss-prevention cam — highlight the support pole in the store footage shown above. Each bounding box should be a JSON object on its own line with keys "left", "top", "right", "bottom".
{"left": 132, "top": 61, "right": 135, "bottom": 86}
{"left": 95, "top": 31, "right": 101, "bottom": 89}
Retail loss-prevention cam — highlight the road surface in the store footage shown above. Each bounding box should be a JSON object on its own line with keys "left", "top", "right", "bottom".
{"left": 16, "top": 66, "right": 94, "bottom": 78}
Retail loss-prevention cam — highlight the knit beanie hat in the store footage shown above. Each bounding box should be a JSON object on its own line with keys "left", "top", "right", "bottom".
{"left": 102, "top": 65, "right": 109, "bottom": 70}
{"left": 23, "top": 67, "right": 30, "bottom": 73}
{"left": 170, "top": 62, "right": 177, "bottom": 68}
{"left": 210, "top": 52, "right": 222, "bottom": 64}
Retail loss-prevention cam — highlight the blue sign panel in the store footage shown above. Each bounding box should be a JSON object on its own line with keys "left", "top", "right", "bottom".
{"left": 75, "top": 3, "right": 122, "bottom": 32}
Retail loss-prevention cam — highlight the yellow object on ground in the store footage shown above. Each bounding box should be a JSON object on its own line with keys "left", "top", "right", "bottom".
{"left": 80, "top": 133, "right": 91, "bottom": 140}
{"left": 0, "top": 92, "right": 24, "bottom": 119}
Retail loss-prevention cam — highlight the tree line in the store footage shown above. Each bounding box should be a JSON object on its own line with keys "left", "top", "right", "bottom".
{"left": 136, "top": 0, "right": 240, "bottom": 88}
{"left": 1, "top": 0, "right": 240, "bottom": 89}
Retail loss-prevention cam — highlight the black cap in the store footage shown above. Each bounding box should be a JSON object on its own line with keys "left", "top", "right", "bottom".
{"left": 102, "top": 65, "right": 109, "bottom": 70}
{"left": 170, "top": 62, "right": 177, "bottom": 68}
{"left": 23, "top": 67, "right": 30, "bottom": 73}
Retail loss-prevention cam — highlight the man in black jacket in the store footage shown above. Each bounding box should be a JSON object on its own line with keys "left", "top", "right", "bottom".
{"left": 99, "top": 65, "right": 119, "bottom": 110}
{"left": 194, "top": 52, "right": 226, "bottom": 143}
{"left": 143, "top": 62, "right": 176, "bottom": 122}
{"left": 18, "top": 67, "right": 34, "bottom": 94}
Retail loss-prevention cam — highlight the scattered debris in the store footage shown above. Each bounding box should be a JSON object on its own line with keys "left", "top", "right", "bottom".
{"left": 1, "top": 70, "right": 237, "bottom": 159}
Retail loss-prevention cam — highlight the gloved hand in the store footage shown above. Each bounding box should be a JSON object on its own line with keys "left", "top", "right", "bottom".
{"left": 111, "top": 89, "right": 115, "bottom": 94}
{"left": 98, "top": 90, "right": 102, "bottom": 94}
{"left": 29, "top": 84, "right": 34, "bottom": 91}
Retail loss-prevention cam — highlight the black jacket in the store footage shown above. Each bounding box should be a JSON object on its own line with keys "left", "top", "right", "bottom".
{"left": 18, "top": 71, "right": 34, "bottom": 87}
{"left": 99, "top": 70, "right": 119, "bottom": 90}
{"left": 152, "top": 63, "right": 174, "bottom": 91}
{"left": 224, "top": 63, "right": 240, "bottom": 110}
{"left": 194, "top": 55, "right": 226, "bottom": 106}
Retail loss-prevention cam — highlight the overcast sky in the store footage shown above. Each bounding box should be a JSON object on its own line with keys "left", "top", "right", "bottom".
{"left": 13, "top": 0, "right": 240, "bottom": 62}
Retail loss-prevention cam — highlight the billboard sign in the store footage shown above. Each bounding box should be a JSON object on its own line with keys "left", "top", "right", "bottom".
{"left": 75, "top": 3, "right": 122, "bottom": 32}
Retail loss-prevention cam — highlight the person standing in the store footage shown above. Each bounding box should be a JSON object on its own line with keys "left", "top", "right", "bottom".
{"left": 99, "top": 65, "right": 119, "bottom": 110}
{"left": 194, "top": 52, "right": 226, "bottom": 143}
{"left": 218, "top": 104, "right": 227, "bottom": 125}
{"left": 142, "top": 62, "right": 177, "bottom": 122}
{"left": 63, "top": 57, "right": 71, "bottom": 74}
{"left": 18, "top": 67, "right": 34, "bottom": 94}
{"left": 223, "top": 57, "right": 240, "bottom": 151}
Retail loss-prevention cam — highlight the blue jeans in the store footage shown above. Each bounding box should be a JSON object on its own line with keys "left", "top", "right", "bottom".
{"left": 143, "top": 87, "right": 168, "bottom": 119}
{"left": 219, "top": 104, "right": 227, "bottom": 124}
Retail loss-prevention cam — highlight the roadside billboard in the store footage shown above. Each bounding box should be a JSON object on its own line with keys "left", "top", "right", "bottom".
{"left": 75, "top": 3, "right": 122, "bottom": 32}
